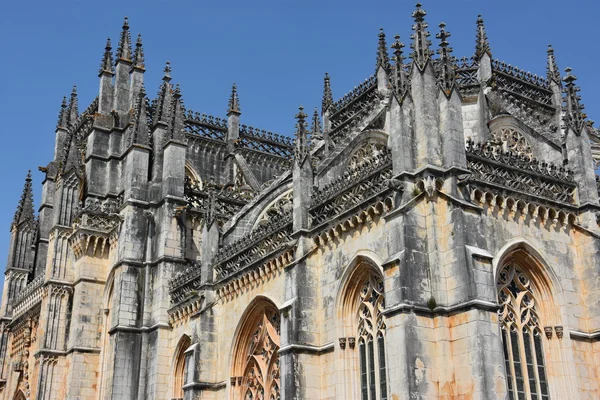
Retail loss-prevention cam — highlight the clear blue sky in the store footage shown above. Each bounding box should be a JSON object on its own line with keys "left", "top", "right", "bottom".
{"left": 0, "top": 0, "right": 598, "bottom": 290}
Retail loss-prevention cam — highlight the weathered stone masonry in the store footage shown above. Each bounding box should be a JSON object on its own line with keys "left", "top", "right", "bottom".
{"left": 1, "top": 3, "right": 600, "bottom": 399}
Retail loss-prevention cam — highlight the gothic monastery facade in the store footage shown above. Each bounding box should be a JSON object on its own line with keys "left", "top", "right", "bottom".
{"left": 1, "top": 3, "right": 600, "bottom": 400}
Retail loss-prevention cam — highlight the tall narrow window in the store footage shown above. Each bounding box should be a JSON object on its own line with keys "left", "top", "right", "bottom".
{"left": 497, "top": 263, "right": 550, "bottom": 400}
{"left": 357, "top": 272, "right": 387, "bottom": 400}
{"left": 240, "top": 306, "right": 280, "bottom": 400}
{"left": 173, "top": 335, "right": 191, "bottom": 400}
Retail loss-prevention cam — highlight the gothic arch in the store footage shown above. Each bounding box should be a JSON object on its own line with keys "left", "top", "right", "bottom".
{"left": 229, "top": 296, "right": 281, "bottom": 400}
{"left": 172, "top": 334, "right": 192, "bottom": 399}
{"left": 12, "top": 390, "right": 25, "bottom": 400}
{"left": 185, "top": 163, "right": 203, "bottom": 189}
{"left": 335, "top": 253, "right": 388, "bottom": 400}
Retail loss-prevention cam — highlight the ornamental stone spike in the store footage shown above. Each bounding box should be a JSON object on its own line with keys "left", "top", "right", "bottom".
{"left": 56, "top": 96, "right": 68, "bottom": 130}
{"left": 311, "top": 107, "right": 322, "bottom": 140}
{"left": 228, "top": 83, "right": 241, "bottom": 115}
{"left": 116, "top": 16, "right": 132, "bottom": 62}
{"left": 436, "top": 22, "right": 456, "bottom": 96}
{"left": 475, "top": 14, "right": 491, "bottom": 59}
{"left": 410, "top": 2, "right": 433, "bottom": 71}
{"left": 169, "top": 83, "right": 185, "bottom": 141}
{"left": 563, "top": 67, "right": 586, "bottom": 134}
{"left": 13, "top": 170, "right": 35, "bottom": 227}
{"left": 153, "top": 61, "right": 173, "bottom": 125}
{"left": 67, "top": 85, "right": 79, "bottom": 128}
{"left": 547, "top": 45, "right": 561, "bottom": 84}
{"left": 391, "top": 34, "right": 407, "bottom": 96}
{"left": 322, "top": 72, "right": 333, "bottom": 113}
{"left": 99, "top": 37, "right": 114, "bottom": 76}
{"left": 163, "top": 60, "right": 172, "bottom": 82}
{"left": 132, "top": 34, "right": 145, "bottom": 71}
{"left": 376, "top": 28, "right": 391, "bottom": 73}
{"left": 294, "top": 106, "right": 309, "bottom": 164}
{"left": 130, "top": 85, "right": 150, "bottom": 146}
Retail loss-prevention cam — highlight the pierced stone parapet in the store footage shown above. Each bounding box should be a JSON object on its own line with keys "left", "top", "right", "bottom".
{"left": 11, "top": 275, "right": 44, "bottom": 321}
{"left": 239, "top": 124, "right": 294, "bottom": 158}
{"left": 168, "top": 296, "right": 203, "bottom": 328}
{"left": 330, "top": 75, "right": 377, "bottom": 115}
{"left": 491, "top": 59, "right": 550, "bottom": 89}
{"left": 169, "top": 262, "right": 202, "bottom": 304}
{"left": 70, "top": 207, "right": 121, "bottom": 260}
{"left": 184, "top": 178, "right": 252, "bottom": 226}
{"left": 455, "top": 56, "right": 480, "bottom": 97}
{"left": 329, "top": 81, "right": 379, "bottom": 144}
{"left": 214, "top": 210, "right": 293, "bottom": 281}
{"left": 465, "top": 139, "right": 576, "bottom": 204}
{"left": 184, "top": 112, "right": 227, "bottom": 140}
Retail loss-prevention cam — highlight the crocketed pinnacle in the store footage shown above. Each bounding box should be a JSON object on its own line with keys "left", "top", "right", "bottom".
{"left": 56, "top": 96, "right": 68, "bottom": 130}
{"left": 66, "top": 86, "right": 79, "bottom": 128}
{"left": 294, "top": 106, "right": 309, "bottom": 163}
{"left": 99, "top": 37, "right": 114, "bottom": 76}
{"left": 410, "top": 3, "right": 433, "bottom": 70}
{"left": 391, "top": 34, "right": 407, "bottom": 96}
{"left": 436, "top": 22, "right": 456, "bottom": 96}
{"left": 322, "top": 73, "right": 333, "bottom": 113}
{"left": 475, "top": 15, "right": 491, "bottom": 59}
{"left": 562, "top": 67, "right": 586, "bottom": 134}
{"left": 130, "top": 85, "right": 151, "bottom": 146}
{"left": 116, "top": 17, "right": 132, "bottom": 63}
{"left": 228, "top": 83, "right": 241, "bottom": 114}
{"left": 153, "top": 61, "right": 173, "bottom": 125}
{"left": 13, "top": 171, "right": 35, "bottom": 226}
{"left": 132, "top": 34, "right": 145, "bottom": 70}
{"left": 168, "top": 84, "right": 185, "bottom": 141}
{"left": 547, "top": 45, "right": 561, "bottom": 83}
{"left": 376, "top": 29, "right": 391, "bottom": 73}
{"left": 311, "top": 107, "right": 323, "bottom": 140}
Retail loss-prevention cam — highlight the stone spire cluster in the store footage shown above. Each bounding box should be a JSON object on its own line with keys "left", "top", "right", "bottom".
{"left": 391, "top": 34, "right": 406, "bottom": 96}
{"left": 132, "top": 34, "right": 145, "bottom": 70}
{"left": 322, "top": 73, "right": 333, "bottom": 113}
{"left": 376, "top": 29, "right": 391, "bottom": 73}
{"left": 294, "top": 106, "right": 309, "bottom": 163}
{"left": 546, "top": 45, "right": 561, "bottom": 84}
{"left": 13, "top": 171, "right": 35, "bottom": 227}
{"left": 99, "top": 38, "right": 114, "bottom": 76}
{"left": 228, "top": 83, "right": 241, "bottom": 115}
{"left": 436, "top": 22, "right": 456, "bottom": 96}
{"left": 562, "top": 67, "right": 587, "bottom": 134}
{"left": 116, "top": 17, "right": 132, "bottom": 62}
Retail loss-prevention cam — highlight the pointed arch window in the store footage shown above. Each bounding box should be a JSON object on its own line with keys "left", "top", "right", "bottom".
{"left": 173, "top": 335, "right": 191, "bottom": 400}
{"left": 497, "top": 263, "right": 550, "bottom": 400}
{"left": 357, "top": 273, "right": 388, "bottom": 400}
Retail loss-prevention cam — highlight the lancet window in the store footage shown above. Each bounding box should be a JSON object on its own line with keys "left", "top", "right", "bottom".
{"left": 173, "top": 335, "right": 191, "bottom": 399}
{"left": 58, "top": 173, "right": 80, "bottom": 227}
{"left": 357, "top": 272, "right": 387, "bottom": 400}
{"left": 497, "top": 263, "right": 550, "bottom": 400}
{"left": 232, "top": 303, "right": 281, "bottom": 400}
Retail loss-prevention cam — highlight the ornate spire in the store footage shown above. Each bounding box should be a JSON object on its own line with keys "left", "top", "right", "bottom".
{"left": 563, "top": 67, "right": 586, "bottom": 134}
{"left": 391, "top": 34, "right": 407, "bottom": 96}
{"left": 228, "top": 83, "right": 241, "bottom": 114}
{"left": 130, "top": 85, "right": 151, "bottom": 146}
{"left": 168, "top": 84, "right": 185, "bottom": 141}
{"left": 13, "top": 171, "right": 35, "bottom": 227}
{"left": 294, "top": 106, "right": 309, "bottom": 163}
{"left": 99, "top": 37, "right": 114, "bottom": 76}
{"left": 132, "top": 34, "right": 145, "bottom": 70}
{"left": 376, "top": 29, "right": 391, "bottom": 73}
{"left": 153, "top": 61, "right": 173, "bottom": 125}
{"left": 475, "top": 15, "right": 491, "bottom": 59}
{"left": 322, "top": 73, "right": 333, "bottom": 113}
{"left": 436, "top": 23, "right": 456, "bottom": 96}
{"left": 116, "top": 17, "right": 132, "bottom": 63}
{"left": 56, "top": 96, "right": 68, "bottom": 130}
{"left": 410, "top": 3, "right": 433, "bottom": 70}
{"left": 66, "top": 86, "right": 79, "bottom": 128}
{"left": 547, "top": 45, "right": 561, "bottom": 83}
{"left": 311, "top": 107, "right": 323, "bottom": 141}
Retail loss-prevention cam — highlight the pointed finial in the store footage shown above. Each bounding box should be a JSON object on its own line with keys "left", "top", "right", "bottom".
{"left": 410, "top": 3, "right": 433, "bottom": 70}
{"left": 66, "top": 85, "right": 79, "bottom": 128}
{"left": 99, "top": 37, "right": 114, "bottom": 76}
{"left": 391, "top": 34, "right": 407, "bottom": 96}
{"left": 475, "top": 15, "right": 491, "bottom": 59}
{"left": 56, "top": 96, "right": 68, "bottom": 130}
{"left": 563, "top": 67, "right": 586, "bottom": 134}
{"left": 376, "top": 28, "right": 391, "bottom": 73}
{"left": 311, "top": 107, "right": 322, "bottom": 140}
{"left": 322, "top": 73, "right": 334, "bottom": 113}
{"left": 13, "top": 170, "right": 35, "bottom": 227}
{"left": 129, "top": 84, "right": 150, "bottom": 146}
{"left": 546, "top": 45, "right": 560, "bottom": 83}
{"left": 163, "top": 61, "right": 172, "bottom": 82}
{"left": 294, "top": 106, "right": 309, "bottom": 163}
{"left": 116, "top": 17, "right": 132, "bottom": 62}
{"left": 132, "top": 34, "right": 145, "bottom": 70}
{"left": 436, "top": 22, "right": 456, "bottom": 96}
{"left": 228, "top": 83, "right": 241, "bottom": 114}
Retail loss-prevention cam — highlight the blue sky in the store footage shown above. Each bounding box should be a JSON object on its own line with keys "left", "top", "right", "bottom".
{"left": 0, "top": 0, "right": 598, "bottom": 290}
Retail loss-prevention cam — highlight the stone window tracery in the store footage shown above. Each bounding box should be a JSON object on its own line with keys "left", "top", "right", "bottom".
{"left": 497, "top": 263, "right": 550, "bottom": 400}
{"left": 492, "top": 128, "right": 533, "bottom": 159}
{"left": 357, "top": 273, "right": 387, "bottom": 400}
{"left": 233, "top": 305, "right": 281, "bottom": 400}
{"left": 348, "top": 143, "right": 387, "bottom": 171}
{"left": 253, "top": 190, "right": 293, "bottom": 230}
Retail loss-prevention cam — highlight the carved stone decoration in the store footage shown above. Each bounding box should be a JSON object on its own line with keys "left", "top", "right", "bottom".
{"left": 544, "top": 326, "right": 553, "bottom": 340}
{"left": 339, "top": 337, "right": 347, "bottom": 350}
{"left": 240, "top": 307, "right": 280, "bottom": 400}
{"left": 347, "top": 337, "right": 356, "bottom": 350}
{"left": 492, "top": 128, "right": 533, "bottom": 159}
{"left": 253, "top": 190, "right": 293, "bottom": 229}
{"left": 555, "top": 326, "right": 564, "bottom": 339}
{"left": 347, "top": 142, "right": 387, "bottom": 171}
